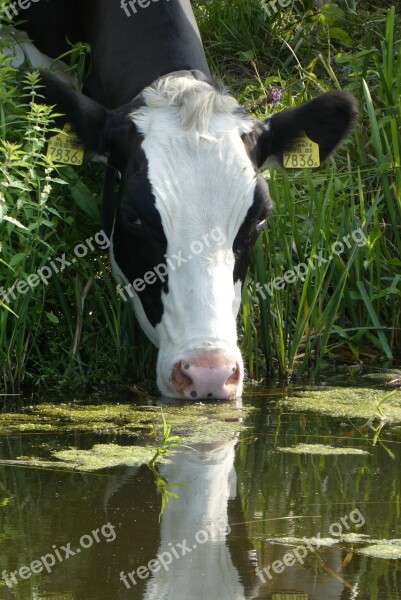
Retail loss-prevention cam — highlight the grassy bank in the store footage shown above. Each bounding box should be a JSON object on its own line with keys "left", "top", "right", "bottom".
{"left": 0, "top": 1, "right": 400, "bottom": 394}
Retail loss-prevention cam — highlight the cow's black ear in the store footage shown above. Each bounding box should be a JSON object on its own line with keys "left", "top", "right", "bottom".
{"left": 38, "top": 69, "right": 109, "bottom": 153}
{"left": 253, "top": 91, "right": 358, "bottom": 168}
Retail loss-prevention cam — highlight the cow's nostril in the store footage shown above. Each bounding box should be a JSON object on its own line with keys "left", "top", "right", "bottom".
{"left": 207, "top": 393, "right": 213, "bottom": 398}
{"left": 171, "top": 361, "right": 193, "bottom": 392}
{"left": 190, "top": 391, "right": 197, "bottom": 398}
{"left": 226, "top": 362, "right": 240, "bottom": 385}
{"left": 184, "top": 363, "right": 190, "bottom": 370}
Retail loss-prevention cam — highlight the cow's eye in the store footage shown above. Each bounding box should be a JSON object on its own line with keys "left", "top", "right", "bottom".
{"left": 256, "top": 219, "right": 267, "bottom": 232}
{"left": 125, "top": 214, "right": 143, "bottom": 229}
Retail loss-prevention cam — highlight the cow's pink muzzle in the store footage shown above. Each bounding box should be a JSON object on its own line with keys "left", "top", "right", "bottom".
{"left": 171, "top": 350, "right": 241, "bottom": 399}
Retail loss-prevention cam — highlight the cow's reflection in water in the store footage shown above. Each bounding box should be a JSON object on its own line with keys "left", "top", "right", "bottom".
{"left": 143, "top": 437, "right": 252, "bottom": 599}
{"left": 101, "top": 409, "right": 354, "bottom": 600}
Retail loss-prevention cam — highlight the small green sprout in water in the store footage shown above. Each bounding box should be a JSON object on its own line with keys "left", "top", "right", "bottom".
{"left": 147, "top": 409, "right": 189, "bottom": 520}
{"left": 376, "top": 389, "right": 398, "bottom": 417}
{"left": 359, "top": 389, "right": 399, "bottom": 458}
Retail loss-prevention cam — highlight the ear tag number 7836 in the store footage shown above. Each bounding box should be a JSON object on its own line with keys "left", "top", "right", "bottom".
{"left": 47, "top": 124, "right": 84, "bottom": 165}
{"left": 283, "top": 134, "right": 320, "bottom": 169}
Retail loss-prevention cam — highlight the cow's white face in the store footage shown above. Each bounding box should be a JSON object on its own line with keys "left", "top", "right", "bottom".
{"left": 113, "top": 77, "right": 271, "bottom": 399}
{"left": 38, "top": 68, "right": 357, "bottom": 399}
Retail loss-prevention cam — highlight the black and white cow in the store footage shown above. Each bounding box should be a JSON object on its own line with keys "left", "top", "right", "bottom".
{"left": 8, "top": 0, "right": 357, "bottom": 399}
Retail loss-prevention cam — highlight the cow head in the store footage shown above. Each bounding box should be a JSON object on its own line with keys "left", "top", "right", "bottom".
{"left": 39, "top": 71, "right": 357, "bottom": 399}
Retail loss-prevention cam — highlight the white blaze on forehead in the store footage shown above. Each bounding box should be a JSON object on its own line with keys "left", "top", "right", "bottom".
{"left": 131, "top": 77, "right": 257, "bottom": 248}
{"left": 130, "top": 77, "right": 257, "bottom": 352}
{"left": 132, "top": 79, "right": 255, "bottom": 313}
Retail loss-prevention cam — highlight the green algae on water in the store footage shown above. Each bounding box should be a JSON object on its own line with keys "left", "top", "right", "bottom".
{"left": 266, "top": 536, "right": 338, "bottom": 547}
{"left": 277, "top": 443, "right": 369, "bottom": 455}
{"left": 265, "top": 535, "right": 401, "bottom": 558}
{"left": 0, "top": 402, "right": 251, "bottom": 442}
{"left": 53, "top": 443, "right": 159, "bottom": 471}
{"left": 357, "top": 543, "right": 401, "bottom": 559}
{"left": 282, "top": 386, "right": 401, "bottom": 422}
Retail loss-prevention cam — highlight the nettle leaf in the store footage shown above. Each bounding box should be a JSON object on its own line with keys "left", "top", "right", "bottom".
{"left": 37, "top": 219, "right": 55, "bottom": 229}
{"left": 4, "top": 180, "right": 30, "bottom": 191}
{"left": 3, "top": 216, "right": 29, "bottom": 230}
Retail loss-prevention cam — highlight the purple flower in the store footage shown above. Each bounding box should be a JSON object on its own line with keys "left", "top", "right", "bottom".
{"left": 267, "top": 87, "right": 282, "bottom": 105}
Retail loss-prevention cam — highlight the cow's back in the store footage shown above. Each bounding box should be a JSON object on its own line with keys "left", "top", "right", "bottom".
{"left": 19, "top": 0, "right": 210, "bottom": 107}
{"left": 16, "top": 1, "right": 83, "bottom": 58}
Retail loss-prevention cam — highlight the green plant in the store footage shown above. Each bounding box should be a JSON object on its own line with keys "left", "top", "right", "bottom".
{"left": 147, "top": 410, "right": 186, "bottom": 520}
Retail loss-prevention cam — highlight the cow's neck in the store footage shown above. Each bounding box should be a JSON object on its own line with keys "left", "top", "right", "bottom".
{"left": 82, "top": 0, "right": 211, "bottom": 107}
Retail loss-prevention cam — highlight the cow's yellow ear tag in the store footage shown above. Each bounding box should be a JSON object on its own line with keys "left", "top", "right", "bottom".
{"left": 47, "top": 124, "right": 84, "bottom": 165}
{"left": 283, "top": 133, "right": 320, "bottom": 169}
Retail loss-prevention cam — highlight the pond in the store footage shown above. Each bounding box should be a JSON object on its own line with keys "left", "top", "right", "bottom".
{"left": 1, "top": 373, "right": 401, "bottom": 599}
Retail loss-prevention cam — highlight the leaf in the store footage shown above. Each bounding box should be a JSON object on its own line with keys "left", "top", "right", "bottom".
{"left": 321, "top": 3, "right": 346, "bottom": 23}
{"left": 238, "top": 50, "right": 255, "bottom": 62}
{"left": 45, "top": 312, "right": 59, "bottom": 324}
{"left": 62, "top": 166, "right": 100, "bottom": 221}
{"left": 356, "top": 281, "right": 393, "bottom": 359}
{"left": 2, "top": 216, "right": 28, "bottom": 230}
{"left": 8, "top": 253, "right": 26, "bottom": 268}
{"left": 329, "top": 27, "right": 352, "bottom": 46}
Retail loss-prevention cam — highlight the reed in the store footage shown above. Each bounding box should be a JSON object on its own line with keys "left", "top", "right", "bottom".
{"left": 237, "top": 4, "right": 401, "bottom": 380}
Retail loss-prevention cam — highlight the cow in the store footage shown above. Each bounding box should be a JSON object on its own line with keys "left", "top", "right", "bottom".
{"left": 6, "top": 0, "right": 357, "bottom": 399}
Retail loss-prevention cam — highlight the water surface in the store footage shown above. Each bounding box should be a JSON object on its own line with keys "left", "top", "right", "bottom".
{"left": 0, "top": 379, "right": 400, "bottom": 599}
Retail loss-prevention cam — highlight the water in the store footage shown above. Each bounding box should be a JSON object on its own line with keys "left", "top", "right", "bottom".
{"left": 0, "top": 382, "right": 400, "bottom": 600}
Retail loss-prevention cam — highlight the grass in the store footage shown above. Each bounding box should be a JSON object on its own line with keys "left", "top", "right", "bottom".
{"left": 208, "top": 1, "right": 401, "bottom": 380}
{"left": 0, "top": 2, "right": 400, "bottom": 394}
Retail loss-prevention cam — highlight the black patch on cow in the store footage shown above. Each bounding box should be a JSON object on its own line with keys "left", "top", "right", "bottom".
{"left": 102, "top": 164, "right": 117, "bottom": 239}
{"left": 112, "top": 167, "right": 168, "bottom": 328}
{"left": 233, "top": 175, "right": 273, "bottom": 284}
{"left": 18, "top": 1, "right": 83, "bottom": 58}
